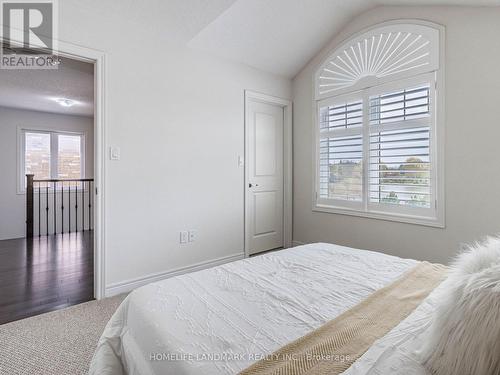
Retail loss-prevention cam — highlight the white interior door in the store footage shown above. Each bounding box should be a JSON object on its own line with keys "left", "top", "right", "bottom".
{"left": 246, "top": 99, "right": 284, "bottom": 255}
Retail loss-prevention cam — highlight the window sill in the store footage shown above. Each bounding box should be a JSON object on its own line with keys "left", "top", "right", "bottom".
{"left": 313, "top": 204, "right": 445, "bottom": 228}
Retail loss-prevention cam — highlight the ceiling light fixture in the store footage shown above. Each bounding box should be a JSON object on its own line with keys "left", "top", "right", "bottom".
{"left": 55, "top": 98, "right": 76, "bottom": 107}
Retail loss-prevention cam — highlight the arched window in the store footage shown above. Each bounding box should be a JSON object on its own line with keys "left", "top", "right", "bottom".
{"left": 313, "top": 21, "right": 444, "bottom": 227}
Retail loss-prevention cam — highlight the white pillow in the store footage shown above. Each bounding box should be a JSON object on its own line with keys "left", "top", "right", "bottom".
{"left": 420, "top": 236, "right": 500, "bottom": 375}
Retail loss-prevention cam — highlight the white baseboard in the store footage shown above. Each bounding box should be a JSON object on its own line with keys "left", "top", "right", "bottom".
{"left": 105, "top": 252, "right": 245, "bottom": 297}
{"left": 292, "top": 240, "right": 306, "bottom": 247}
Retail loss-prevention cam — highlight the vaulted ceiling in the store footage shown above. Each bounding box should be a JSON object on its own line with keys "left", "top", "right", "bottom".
{"left": 1, "top": 0, "right": 499, "bottom": 116}
{"left": 187, "top": 0, "right": 500, "bottom": 78}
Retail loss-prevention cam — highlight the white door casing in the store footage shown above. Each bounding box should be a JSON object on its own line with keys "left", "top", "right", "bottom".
{"left": 1, "top": 35, "right": 107, "bottom": 300}
{"left": 245, "top": 91, "right": 292, "bottom": 256}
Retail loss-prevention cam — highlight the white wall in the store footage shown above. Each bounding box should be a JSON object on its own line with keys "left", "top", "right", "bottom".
{"left": 53, "top": 1, "right": 291, "bottom": 293}
{"left": 293, "top": 6, "right": 500, "bottom": 264}
{"left": 0, "top": 106, "right": 93, "bottom": 240}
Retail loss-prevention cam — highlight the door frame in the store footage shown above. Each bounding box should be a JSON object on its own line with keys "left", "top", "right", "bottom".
{"left": 2, "top": 36, "right": 107, "bottom": 300}
{"left": 244, "top": 90, "right": 292, "bottom": 258}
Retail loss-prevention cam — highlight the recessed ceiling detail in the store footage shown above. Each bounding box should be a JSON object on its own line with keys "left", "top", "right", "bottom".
{"left": 315, "top": 22, "right": 441, "bottom": 99}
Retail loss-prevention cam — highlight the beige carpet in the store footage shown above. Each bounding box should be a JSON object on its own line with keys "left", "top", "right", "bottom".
{"left": 0, "top": 294, "right": 126, "bottom": 375}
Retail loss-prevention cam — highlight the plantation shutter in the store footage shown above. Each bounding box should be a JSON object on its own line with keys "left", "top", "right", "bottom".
{"left": 368, "top": 84, "right": 433, "bottom": 210}
{"left": 313, "top": 22, "right": 443, "bottom": 226}
{"left": 318, "top": 97, "right": 363, "bottom": 207}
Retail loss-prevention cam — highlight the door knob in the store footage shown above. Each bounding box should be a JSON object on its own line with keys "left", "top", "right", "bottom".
{"left": 249, "top": 183, "right": 259, "bottom": 188}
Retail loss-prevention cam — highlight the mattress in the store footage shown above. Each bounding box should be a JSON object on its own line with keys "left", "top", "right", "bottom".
{"left": 89, "top": 243, "right": 438, "bottom": 375}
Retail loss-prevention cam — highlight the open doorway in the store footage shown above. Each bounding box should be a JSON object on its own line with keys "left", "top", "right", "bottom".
{"left": 0, "top": 52, "right": 96, "bottom": 324}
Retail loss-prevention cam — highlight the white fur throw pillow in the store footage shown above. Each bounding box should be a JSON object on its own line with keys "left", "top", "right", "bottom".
{"left": 420, "top": 236, "right": 500, "bottom": 375}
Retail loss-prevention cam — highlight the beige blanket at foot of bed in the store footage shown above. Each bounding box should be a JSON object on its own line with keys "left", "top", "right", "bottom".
{"left": 240, "top": 261, "right": 448, "bottom": 375}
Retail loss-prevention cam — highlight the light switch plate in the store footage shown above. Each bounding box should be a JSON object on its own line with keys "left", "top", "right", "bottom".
{"left": 110, "top": 147, "right": 121, "bottom": 160}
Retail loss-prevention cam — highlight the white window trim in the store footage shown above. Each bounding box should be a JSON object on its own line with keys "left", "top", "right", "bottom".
{"left": 17, "top": 126, "right": 86, "bottom": 194}
{"left": 312, "top": 21, "right": 445, "bottom": 228}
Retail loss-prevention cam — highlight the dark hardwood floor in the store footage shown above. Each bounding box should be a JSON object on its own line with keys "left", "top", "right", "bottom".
{"left": 0, "top": 231, "right": 94, "bottom": 325}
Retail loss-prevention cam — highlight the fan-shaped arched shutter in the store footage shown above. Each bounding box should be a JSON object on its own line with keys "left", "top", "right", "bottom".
{"left": 315, "top": 22, "right": 440, "bottom": 100}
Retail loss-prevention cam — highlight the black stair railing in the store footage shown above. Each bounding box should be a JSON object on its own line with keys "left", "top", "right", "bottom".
{"left": 26, "top": 174, "right": 94, "bottom": 238}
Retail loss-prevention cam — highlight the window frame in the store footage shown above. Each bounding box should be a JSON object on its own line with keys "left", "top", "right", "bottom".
{"left": 17, "top": 127, "right": 86, "bottom": 194}
{"left": 313, "top": 72, "right": 445, "bottom": 228}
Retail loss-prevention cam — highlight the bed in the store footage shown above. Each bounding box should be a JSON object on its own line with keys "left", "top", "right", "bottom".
{"left": 89, "top": 243, "right": 445, "bottom": 375}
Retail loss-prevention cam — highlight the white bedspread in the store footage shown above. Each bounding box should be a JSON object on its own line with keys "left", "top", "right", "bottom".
{"left": 89, "top": 243, "right": 437, "bottom": 375}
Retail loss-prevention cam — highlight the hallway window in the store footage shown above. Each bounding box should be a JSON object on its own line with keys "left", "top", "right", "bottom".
{"left": 20, "top": 130, "right": 85, "bottom": 191}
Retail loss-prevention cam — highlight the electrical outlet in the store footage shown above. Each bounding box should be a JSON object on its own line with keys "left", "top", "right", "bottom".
{"left": 179, "top": 231, "right": 188, "bottom": 244}
{"left": 188, "top": 230, "right": 197, "bottom": 242}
